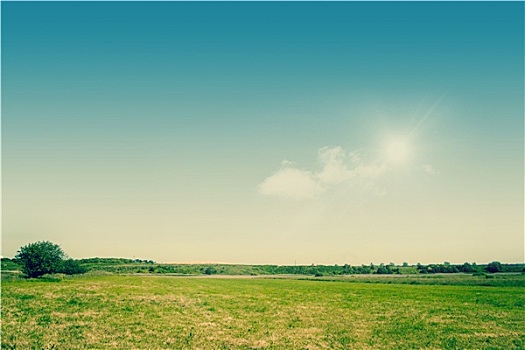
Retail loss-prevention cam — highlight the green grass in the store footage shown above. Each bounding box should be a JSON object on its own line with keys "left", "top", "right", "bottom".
{"left": 2, "top": 275, "right": 524, "bottom": 349}
{"left": 298, "top": 273, "right": 525, "bottom": 287}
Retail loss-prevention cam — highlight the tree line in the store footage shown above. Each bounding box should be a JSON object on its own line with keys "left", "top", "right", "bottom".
{"left": 4, "top": 241, "right": 524, "bottom": 279}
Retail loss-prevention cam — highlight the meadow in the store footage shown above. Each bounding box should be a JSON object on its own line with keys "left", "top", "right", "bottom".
{"left": 2, "top": 274, "right": 524, "bottom": 349}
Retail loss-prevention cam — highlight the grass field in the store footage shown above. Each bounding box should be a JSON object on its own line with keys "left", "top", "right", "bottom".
{"left": 2, "top": 274, "right": 524, "bottom": 349}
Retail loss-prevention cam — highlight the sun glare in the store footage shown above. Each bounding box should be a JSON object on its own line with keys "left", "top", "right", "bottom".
{"left": 386, "top": 139, "right": 410, "bottom": 163}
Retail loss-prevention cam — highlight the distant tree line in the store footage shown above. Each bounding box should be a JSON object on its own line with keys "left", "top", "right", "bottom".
{"left": 3, "top": 241, "right": 524, "bottom": 278}
{"left": 79, "top": 257, "right": 155, "bottom": 266}
{"left": 4, "top": 255, "right": 524, "bottom": 278}
{"left": 415, "top": 261, "right": 522, "bottom": 274}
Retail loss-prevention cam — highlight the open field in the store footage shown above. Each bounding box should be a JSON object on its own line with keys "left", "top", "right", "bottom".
{"left": 2, "top": 275, "right": 524, "bottom": 349}
{"left": 294, "top": 273, "right": 525, "bottom": 287}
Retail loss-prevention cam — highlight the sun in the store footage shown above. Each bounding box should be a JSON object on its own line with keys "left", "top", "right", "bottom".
{"left": 385, "top": 138, "right": 411, "bottom": 163}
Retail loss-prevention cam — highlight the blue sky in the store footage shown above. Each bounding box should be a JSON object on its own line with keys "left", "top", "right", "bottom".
{"left": 3, "top": 2, "right": 523, "bottom": 264}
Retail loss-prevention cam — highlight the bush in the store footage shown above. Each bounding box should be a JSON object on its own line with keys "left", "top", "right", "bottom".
{"left": 204, "top": 266, "right": 217, "bottom": 275}
{"left": 15, "top": 241, "right": 66, "bottom": 278}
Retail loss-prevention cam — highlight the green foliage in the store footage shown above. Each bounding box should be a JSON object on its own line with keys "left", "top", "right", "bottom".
{"left": 204, "top": 266, "right": 217, "bottom": 275}
{"left": 461, "top": 262, "right": 477, "bottom": 273}
{"left": 15, "top": 241, "right": 66, "bottom": 278}
{"left": 376, "top": 265, "right": 388, "bottom": 274}
{"left": 1, "top": 258, "right": 21, "bottom": 271}
{"left": 12, "top": 242, "right": 89, "bottom": 278}
{"left": 79, "top": 257, "right": 154, "bottom": 265}
{"left": 376, "top": 263, "right": 399, "bottom": 274}
{"left": 60, "top": 259, "right": 89, "bottom": 275}
{"left": 397, "top": 266, "right": 419, "bottom": 274}
{"left": 414, "top": 261, "right": 525, "bottom": 274}
{"left": 419, "top": 263, "right": 459, "bottom": 274}
{"left": 38, "top": 256, "right": 524, "bottom": 278}
{"left": 486, "top": 261, "right": 502, "bottom": 273}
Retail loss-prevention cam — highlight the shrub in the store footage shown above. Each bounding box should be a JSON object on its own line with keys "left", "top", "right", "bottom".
{"left": 204, "top": 266, "right": 217, "bottom": 275}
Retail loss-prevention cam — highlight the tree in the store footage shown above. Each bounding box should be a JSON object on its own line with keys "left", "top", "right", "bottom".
{"left": 461, "top": 262, "right": 476, "bottom": 273}
{"left": 486, "top": 261, "right": 502, "bottom": 273}
{"left": 15, "top": 241, "right": 66, "bottom": 278}
{"left": 376, "top": 265, "right": 388, "bottom": 274}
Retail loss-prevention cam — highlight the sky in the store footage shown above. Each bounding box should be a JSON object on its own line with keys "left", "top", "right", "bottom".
{"left": 2, "top": 1, "right": 523, "bottom": 265}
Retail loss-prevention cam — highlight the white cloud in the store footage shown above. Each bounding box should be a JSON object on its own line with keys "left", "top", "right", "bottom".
{"left": 422, "top": 164, "right": 440, "bottom": 175}
{"left": 316, "top": 146, "right": 350, "bottom": 184}
{"left": 258, "top": 146, "right": 389, "bottom": 200}
{"left": 350, "top": 163, "right": 388, "bottom": 179}
{"left": 348, "top": 151, "right": 362, "bottom": 164}
{"left": 257, "top": 162, "right": 324, "bottom": 200}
